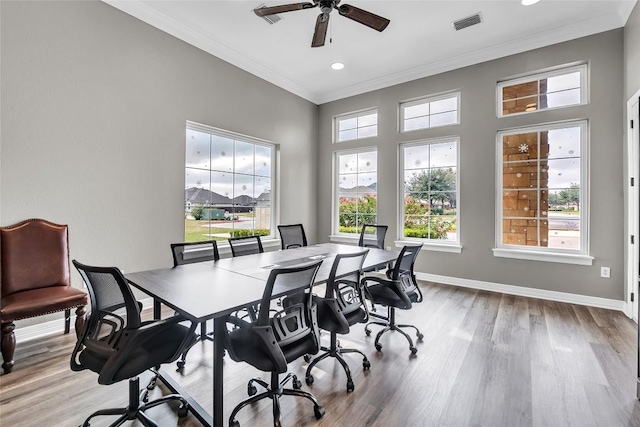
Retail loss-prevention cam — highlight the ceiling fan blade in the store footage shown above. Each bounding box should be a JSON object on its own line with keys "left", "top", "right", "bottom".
{"left": 311, "top": 13, "right": 330, "bottom": 48}
{"left": 254, "top": 2, "right": 316, "bottom": 17}
{"left": 337, "top": 4, "right": 390, "bottom": 32}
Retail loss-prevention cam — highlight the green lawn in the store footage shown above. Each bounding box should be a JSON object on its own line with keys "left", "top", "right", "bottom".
{"left": 184, "top": 219, "right": 231, "bottom": 242}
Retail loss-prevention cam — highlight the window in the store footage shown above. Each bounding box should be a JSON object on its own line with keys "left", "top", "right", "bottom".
{"left": 496, "top": 120, "right": 590, "bottom": 264}
{"left": 335, "top": 148, "right": 377, "bottom": 235}
{"left": 498, "top": 64, "right": 587, "bottom": 117}
{"left": 335, "top": 109, "right": 378, "bottom": 142}
{"left": 400, "top": 138, "right": 459, "bottom": 245}
{"left": 400, "top": 92, "right": 460, "bottom": 132}
{"left": 184, "top": 122, "right": 275, "bottom": 243}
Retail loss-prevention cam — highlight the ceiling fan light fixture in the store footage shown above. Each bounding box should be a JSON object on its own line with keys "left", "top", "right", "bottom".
{"left": 331, "top": 62, "right": 345, "bottom": 70}
{"left": 521, "top": 0, "right": 541, "bottom": 5}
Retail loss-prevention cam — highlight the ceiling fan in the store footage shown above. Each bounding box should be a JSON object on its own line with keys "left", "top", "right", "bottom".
{"left": 254, "top": 1, "right": 390, "bottom": 48}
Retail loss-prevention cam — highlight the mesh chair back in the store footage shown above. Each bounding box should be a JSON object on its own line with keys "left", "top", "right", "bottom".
{"left": 326, "top": 250, "right": 368, "bottom": 315}
{"left": 390, "top": 244, "right": 423, "bottom": 295}
{"left": 171, "top": 240, "right": 220, "bottom": 267}
{"left": 257, "top": 261, "right": 322, "bottom": 346}
{"left": 277, "top": 224, "right": 308, "bottom": 250}
{"left": 358, "top": 224, "right": 388, "bottom": 249}
{"left": 228, "top": 235, "right": 264, "bottom": 257}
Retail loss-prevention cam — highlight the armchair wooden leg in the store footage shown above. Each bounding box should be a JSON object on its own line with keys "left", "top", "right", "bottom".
{"left": 1, "top": 322, "right": 16, "bottom": 374}
{"left": 64, "top": 308, "right": 71, "bottom": 334}
{"left": 75, "top": 306, "right": 87, "bottom": 340}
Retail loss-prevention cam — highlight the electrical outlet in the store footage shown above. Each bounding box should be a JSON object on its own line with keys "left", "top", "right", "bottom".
{"left": 601, "top": 267, "right": 611, "bottom": 278}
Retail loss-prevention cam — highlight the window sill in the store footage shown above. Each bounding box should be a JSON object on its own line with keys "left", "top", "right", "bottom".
{"left": 394, "top": 240, "right": 462, "bottom": 253}
{"left": 329, "top": 234, "right": 360, "bottom": 245}
{"left": 492, "top": 248, "right": 593, "bottom": 265}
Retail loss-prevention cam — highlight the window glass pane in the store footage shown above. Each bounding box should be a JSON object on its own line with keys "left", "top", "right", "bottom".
{"left": 430, "top": 111, "right": 458, "bottom": 127}
{"left": 547, "top": 127, "right": 581, "bottom": 159}
{"left": 211, "top": 135, "right": 233, "bottom": 173}
{"left": 186, "top": 130, "right": 210, "bottom": 169}
{"left": 544, "top": 88, "right": 581, "bottom": 108}
{"left": 548, "top": 217, "right": 580, "bottom": 250}
{"left": 503, "top": 133, "right": 538, "bottom": 162}
{"left": 234, "top": 173, "right": 253, "bottom": 204}
{"left": 358, "top": 172, "right": 377, "bottom": 189}
{"left": 210, "top": 171, "right": 233, "bottom": 202}
{"left": 358, "top": 125, "right": 377, "bottom": 139}
{"left": 430, "top": 97, "right": 457, "bottom": 114}
{"left": 404, "top": 116, "right": 430, "bottom": 131}
{"left": 404, "top": 145, "right": 429, "bottom": 171}
{"left": 339, "top": 153, "right": 357, "bottom": 174}
{"left": 430, "top": 142, "right": 457, "bottom": 167}
{"left": 547, "top": 159, "right": 580, "bottom": 188}
{"left": 185, "top": 168, "right": 211, "bottom": 204}
{"left": 254, "top": 145, "right": 272, "bottom": 177}
{"left": 339, "top": 117, "right": 357, "bottom": 131}
{"left": 336, "top": 149, "right": 377, "bottom": 234}
{"left": 404, "top": 103, "right": 429, "bottom": 119}
{"left": 338, "top": 174, "right": 358, "bottom": 193}
{"left": 502, "top": 81, "right": 538, "bottom": 101}
{"left": 234, "top": 141, "right": 254, "bottom": 175}
{"left": 544, "top": 71, "right": 580, "bottom": 92}
{"left": 358, "top": 113, "right": 377, "bottom": 127}
{"left": 339, "top": 129, "right": 357, "bottom": 142}
{"left": 358, "top": 151, "right": 377, "bottom": 173}
{"left": 255, "top": 176, "right": 271, "bottom": 200}
{"left": 429, "top": 216, "right": 456, "bottom": 241}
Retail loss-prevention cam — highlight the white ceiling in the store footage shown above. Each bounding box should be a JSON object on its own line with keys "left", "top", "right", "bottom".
{"left": 105, "top": 0, "right": 637, "bottom": 104}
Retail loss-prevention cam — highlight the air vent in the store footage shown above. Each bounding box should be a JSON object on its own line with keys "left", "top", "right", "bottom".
{"left": 452, "top": 13, "right": 482, "bottom": 31}
{"left": 255, "top": 3, "right": 282, "bottom": 24}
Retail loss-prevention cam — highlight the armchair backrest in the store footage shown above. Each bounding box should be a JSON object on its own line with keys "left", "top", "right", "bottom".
{"left": 171, "top": 240, "right": 220, "bottom": 267}
{"left": 228, "top": 235, "right": 264, "bottom": 257}
{"left": 358, "top": 224, "right": 388, "bottom": 249}
{"left": 277, "top": 224, "right": 308, "bottom": 250}
{"left": 0, "top": 218, "right": 71, "bottom": 297}
{"left": 325, "top": 250, "right": 369, "bottom": 316}
{"left": 389, "top": 244, "right": 423, "bottom": 296}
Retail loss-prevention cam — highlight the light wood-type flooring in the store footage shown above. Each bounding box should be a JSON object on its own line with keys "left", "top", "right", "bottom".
{"left": 1, "top": 281, "right": 640, "bottom": 426}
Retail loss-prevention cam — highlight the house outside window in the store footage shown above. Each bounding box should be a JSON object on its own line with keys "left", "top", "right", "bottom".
{"left": 400, "top": 92, "right": 460, "bottom": 132}
{"left": 400, "top": 138, "right": 459, "bottom": 246}
{"left": 334, "top": 148, "right": 378, "bottom": 235}
{"left": 185, "top": 122, "right": 275, "bottom": 243}
{"left": 334, "top": 109, "right": 378, "bottom": 142}
{"left": 495, "top": 120, "right": 591, "bottom": 264}
{"left": 498, "top": 64, "right": 587, "bottom": 117}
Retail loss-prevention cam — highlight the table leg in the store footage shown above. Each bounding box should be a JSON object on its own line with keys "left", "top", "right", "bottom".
{"left": 213, "top": 317, "right": 225, "bottom": 427}
{"left": 153, "top": 300, "right": 161, "bottom": 320}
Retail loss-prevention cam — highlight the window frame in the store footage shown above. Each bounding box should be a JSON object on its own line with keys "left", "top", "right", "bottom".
{"left": 493, "top": 119, "right": 592, "bottom": 265}
{"left": 397, "top": 137, "right": 461, "bottom": 252}
{"left": 333, "top": 108, "right": 378, "bottom": 143}
{"left": 497, "top": 64, "right": 588, "bottom": 118}
{"left": 184, "top": 121, "right": 278, "bottom": 244}
{"left": 399, "top": 91, "right": 461, "bottom": 133}
{"left": 332, "top": 146, "right": 378, "bottom": 237}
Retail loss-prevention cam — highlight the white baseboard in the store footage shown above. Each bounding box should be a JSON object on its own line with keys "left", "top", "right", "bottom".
{"left": 415, "top": 272, "right": 625, "bottom": 312}
{"left": 14, "top": 298, "right": 155, "bottom": 343}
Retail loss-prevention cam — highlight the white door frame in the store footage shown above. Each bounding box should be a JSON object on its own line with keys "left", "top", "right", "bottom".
{"left": 626, "top": 89, "right": 640, "bottom": 321}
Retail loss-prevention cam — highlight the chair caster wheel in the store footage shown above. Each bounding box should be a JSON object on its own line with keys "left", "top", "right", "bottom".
{"left": 305, "top": 375, "right": 314, "bottom": 386}
{"left": 292, "top": 377, "right": 303, "bottom": 390}
{"left": 230, "top": 420, "right": 240, "bottom": 427}
{"left": 142, "top": 392, "right": 149, "bottom": 403}
{"left": 365, "top": 329, "right": 371, "bottom": 336}
{"left": 248, "top": 384, "right": 257, "bottom": 396}
{"left": 375, "top": 343, "right": 382, "bottom": 351}
{"left": 176, "top": 361, "right": 185, "bottom": 372}
{"left": 146, "top": 379, "right": 157, "bottom": 391}
{"left": 314, "top": 405, "right": 325, "bottom": 419}
{"left": 410, "top": 347, "right": 418, "bottom": 355}
{"left": 417, "top": 333, "right": 424, "bottom": 341}
{"left": 177, "top": 403, "right": 189, "bottom": 418}
{"left": 363, "top": 359, "right": 371, "bottom": 370}
{"left": 346, "top": 380, "right": 355, "bottom": 392}
{"left": 303, "top": 354, "right": 312, "bottom": 363}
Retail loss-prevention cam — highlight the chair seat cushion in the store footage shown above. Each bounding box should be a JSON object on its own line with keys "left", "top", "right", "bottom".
{"left": 79, "top": 322, "right": 196, "bottom": 384}
{"left": 366, "top": 283, "right": 418, "bottom": 309}
{"left": 0, "top": 286, "right": 87, "bottom": 322}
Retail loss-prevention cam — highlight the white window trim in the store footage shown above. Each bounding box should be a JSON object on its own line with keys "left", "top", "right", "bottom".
{"left": 332, "top": 146, "right": 378, "bottom": 237}
{"left": 398, "top": 136, "right": 461, "bottom": 247}
{"left": 333, "top": 108, "right": 378, "bottom": 143}
{"left": 497, "top": 64, "right": 588, "bottom": 118}
{"left": 400, "top": 91, "right": 461, "bottom": 133}
{"left": 394, "top": 240, "right": 462, "bottom": 253}
{"left": 185, "top": 121, "right": 278, "bottom": 242}
{"left": 494, "top": 120, "right": 590, "bottom": 263}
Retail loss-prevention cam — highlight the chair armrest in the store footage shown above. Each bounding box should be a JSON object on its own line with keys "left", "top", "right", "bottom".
{"left": 361, "top": 275, "right": 412, "bottom": 309}
{"left": 314, "top": 296, "right": 350, "bottom": 334}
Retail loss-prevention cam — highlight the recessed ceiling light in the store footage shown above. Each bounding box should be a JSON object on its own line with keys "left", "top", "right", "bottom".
{"left": 522, "top": 0, "right": 540, "bottom": 5}
{"left": 331, "top": 62, "right": 345, "bottom": 70}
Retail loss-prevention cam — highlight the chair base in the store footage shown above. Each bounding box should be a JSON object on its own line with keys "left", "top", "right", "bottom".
{"left": 364, "top": 306, "right": 423, "bottom": 355}
{"left": 305, "top": 332, "right": 370, "bottom": 392}
{"left": 229, "top": 372, "right": 324, "bottom": 427}
{"left": 80, "top": 376, "right": 189, "bottom": 427}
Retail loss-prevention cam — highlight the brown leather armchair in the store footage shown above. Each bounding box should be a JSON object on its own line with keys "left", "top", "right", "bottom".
{"left": 0, "top": 218, "right": 88, "bottom": 374}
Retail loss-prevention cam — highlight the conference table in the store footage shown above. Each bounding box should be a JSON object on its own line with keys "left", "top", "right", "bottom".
{"left": 125, "top": 243, "right": 399, "bottom": 427}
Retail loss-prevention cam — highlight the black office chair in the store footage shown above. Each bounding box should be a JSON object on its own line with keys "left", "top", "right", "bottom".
{"left": 223, "top": 261, "right": 325, "bottom": 427}
{"left": 228, "top": 235, "right": 264, "bottom": 257}
{"left": 304, "top": 250, "right": 370, "bottom": 392}
{"left": 278, "top": 224, "right": 308, "bottom": 249}
{"left": 170, "top": 240, "right": 220, "bottom": 370}
{"left": 361, "top": 244, "right": 424, "bottom": 355}
{"left": 71, "top": 260, "right": 197, "bottom": 427}
{"left": 358, "top": 224, "right": 388, "bottom": 249}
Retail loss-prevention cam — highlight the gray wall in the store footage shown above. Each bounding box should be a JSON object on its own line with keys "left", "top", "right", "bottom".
{"left": 0, "top": 1, "right": 319, "bottom": 325}
{"left": 625, "top": 2, "right": 640, "bottom": 100}
{"left": 318, "top": 30, "right": 625, "bottom": 301}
